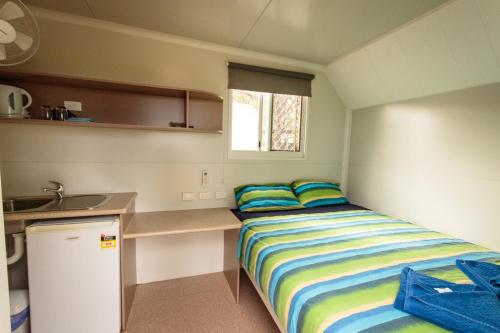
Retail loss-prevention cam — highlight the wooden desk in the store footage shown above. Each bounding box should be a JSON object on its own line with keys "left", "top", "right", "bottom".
{"left": 121, "top": 208, "right": 242, "bottom": 329}
{"left": 124, "top": 208, "right": 241, "bottom": 238}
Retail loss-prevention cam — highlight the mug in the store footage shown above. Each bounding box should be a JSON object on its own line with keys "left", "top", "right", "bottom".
{"left": 0, "top": 84, "right": 32, "bottom": 118}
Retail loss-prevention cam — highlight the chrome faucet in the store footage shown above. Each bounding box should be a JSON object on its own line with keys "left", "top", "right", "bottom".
{"left": 43, "top": 181, "right": 64, "bottom": 200}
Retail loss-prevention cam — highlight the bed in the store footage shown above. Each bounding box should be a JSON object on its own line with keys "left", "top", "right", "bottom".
{"left": 233, "top": 204, "right": 500, "bottom": 333}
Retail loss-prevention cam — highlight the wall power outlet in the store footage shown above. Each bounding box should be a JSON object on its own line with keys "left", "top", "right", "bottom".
{"left": 215, "top": 192, "right": 227, "bottom": 199}
{"left": 200, "top": 192, "right": 212, "bottom": 200}
{"left": 64, "top": 101, "right": 82, "bottom": 111}
{"left": 182, "top": 192, "right": 196, "bottom": 201}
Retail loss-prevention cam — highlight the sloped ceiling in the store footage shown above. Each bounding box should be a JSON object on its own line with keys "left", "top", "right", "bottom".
{"left": 22, "top": 0, "right": 448, "bottom": 64}
{"left": 325, "top": 0, "right": 500, "bottom": 110}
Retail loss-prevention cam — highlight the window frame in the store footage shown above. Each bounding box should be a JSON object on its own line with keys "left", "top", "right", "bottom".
{"left": 228, "top": 89, "right": 308, "bottom": 160}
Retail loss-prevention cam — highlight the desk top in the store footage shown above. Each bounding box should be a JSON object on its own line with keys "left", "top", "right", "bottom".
{"left": 123, "top": 208, "right": 241, "bottom": 239}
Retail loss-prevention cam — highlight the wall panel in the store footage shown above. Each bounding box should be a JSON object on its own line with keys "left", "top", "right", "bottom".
{"left": 348, "top": 82, "right": 500, "bottom": 251}
{"left": 439, "top": 0, "right": 500, "bottom": 87}
{"left": 477, "top": 0, "right": 500, "bottom": 63}
{"left": 326, "top": 49, "right": 387, "bottom": 110}
{"left": 0, "top": 14, "right": 345, "bottom": 282}
{"left": 326, "top": 0, "right": 500, "bottom": 110}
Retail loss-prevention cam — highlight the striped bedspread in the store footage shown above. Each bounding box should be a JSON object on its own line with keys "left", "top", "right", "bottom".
{"left": 238, "top": 209, "right": 500, "bottom": 333}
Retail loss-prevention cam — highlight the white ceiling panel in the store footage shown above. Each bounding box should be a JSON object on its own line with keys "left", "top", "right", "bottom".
{"left": 326, "top": 49, "right": 389, "bottom": 110}
{"left": 24, "top": 0, "right": 93, "bottom": 16}
{"left": 365, "top": 33, "right": 415, "bottom": 102}
{"left": 24, "top": 0, "right": 270, "bottom": 47}
{"left": 85, "top": 0, "right": 270, "bottom": 47}
{"left": 327, "top": 0, "right": 500, "bottom": 110}
{"left": 395, "top": 11, "right": 464, "bottom": 97}
{"left": 439, "top": 0, "right": 500, "bottom": 87}
{"left": 477, "top": 0, "right": 500, "bottom": 68}
{"left": 241, "top": 0, "right": 449, "bottom": 63}
{"left": 23, "top": 0, "right": 449, "bottom": 64}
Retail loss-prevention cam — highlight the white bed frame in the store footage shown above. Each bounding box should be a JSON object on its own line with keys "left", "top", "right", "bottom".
{"left": 241, "top": 265, "right": 287, "bottom": 333}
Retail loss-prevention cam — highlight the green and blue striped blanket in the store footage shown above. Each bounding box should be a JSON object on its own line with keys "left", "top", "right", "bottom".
{"left": 238, "top": 209, "right": 500, "bottom": 333}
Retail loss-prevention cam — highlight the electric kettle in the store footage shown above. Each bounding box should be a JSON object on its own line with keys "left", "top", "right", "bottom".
{"left": 0, "top": 84, "right": 32, "bottom": 118}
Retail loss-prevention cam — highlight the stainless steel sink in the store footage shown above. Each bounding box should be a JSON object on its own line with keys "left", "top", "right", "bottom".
{"left": 3, "top": 194, "right": 112, "bottom": 213}
{"left": 45, "top": 195, "right": 112, "bottom": 211}
{"left": 3, "top": 197, "right": 54, "bottom": 213}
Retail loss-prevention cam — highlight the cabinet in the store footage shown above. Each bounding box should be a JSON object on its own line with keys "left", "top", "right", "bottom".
{"left": 0, "top": 70, "right": 223, "bottom": 133}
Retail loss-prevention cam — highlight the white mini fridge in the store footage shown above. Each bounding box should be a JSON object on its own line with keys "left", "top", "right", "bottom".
{"left": 26, "top": 216, "right": 121, "bottom": 333}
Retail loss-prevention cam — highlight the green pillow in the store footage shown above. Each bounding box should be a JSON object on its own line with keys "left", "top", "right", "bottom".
{"left": 291, "top": 180, "right": 348, "bottom": 207}
{"left": 234, "top": 183, "right": 304, "bottom": 212}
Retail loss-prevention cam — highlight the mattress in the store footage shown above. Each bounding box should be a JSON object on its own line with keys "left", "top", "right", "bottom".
{"left": 236, "top": 206, "right": 500, "bottom": 333}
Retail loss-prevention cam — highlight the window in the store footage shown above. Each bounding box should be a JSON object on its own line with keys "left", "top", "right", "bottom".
{"left": 227, "top": 62, "right": 314, "bottom": 159}
{"left": 230, "top": 89, "right": 307, "bottom": 156}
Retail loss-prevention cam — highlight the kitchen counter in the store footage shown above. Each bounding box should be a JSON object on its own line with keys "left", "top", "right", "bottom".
{"left": 3, "top": 192, "right": 137, "bottom": 222}
{"left": 3, "top": 191, "right": 138, "bottom": 331}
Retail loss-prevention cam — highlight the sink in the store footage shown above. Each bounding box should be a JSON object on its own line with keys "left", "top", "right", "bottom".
{"left": 3, "top": 194, "right": 112, "bottom": 213}
{"left": 45, "top": 195, "right": 111, "bottom": 211}
{"left": 3, "top": 197, "right": 55, "bottom": 213}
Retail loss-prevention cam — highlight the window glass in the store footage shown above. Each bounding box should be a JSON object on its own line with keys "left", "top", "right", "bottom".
{"left": 271, "top": 94, "right": 302, "bottom": 152}
{"left": 231, "top": 90, "right": 261, "bottom": 151}
{"left": 230, "top": 89, "right": 306, "bottom": 155}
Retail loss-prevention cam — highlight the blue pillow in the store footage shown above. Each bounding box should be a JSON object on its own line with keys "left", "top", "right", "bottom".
{"left": 234, "top": 183, "right": 304, "bottom": 212}
{"left": 291, "top": 180, "right": 348, "bottom": 207}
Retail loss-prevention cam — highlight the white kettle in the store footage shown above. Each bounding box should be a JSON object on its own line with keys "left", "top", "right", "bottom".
{"left": 0, "top": 84, "right": 32, "bottom": 118}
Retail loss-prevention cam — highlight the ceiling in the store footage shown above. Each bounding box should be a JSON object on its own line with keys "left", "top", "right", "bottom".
{"left": 24, "top": 0, "right": 449, "bottom": 64}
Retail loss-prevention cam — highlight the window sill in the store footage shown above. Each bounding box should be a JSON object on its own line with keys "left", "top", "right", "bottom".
{"left": 228, "top": 150, "right": 306, "bottom": 161}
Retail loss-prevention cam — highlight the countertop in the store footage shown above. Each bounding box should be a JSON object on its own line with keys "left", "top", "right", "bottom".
{"left": 123, "top": 208, "right": 241, "bottom": 239}
{"left": 3, "top": 192, "right": 137, "bottom": 222}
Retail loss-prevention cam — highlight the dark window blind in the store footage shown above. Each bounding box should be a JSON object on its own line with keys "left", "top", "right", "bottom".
{"left": 228, "top": 62, "right": 315, "bottom": 97}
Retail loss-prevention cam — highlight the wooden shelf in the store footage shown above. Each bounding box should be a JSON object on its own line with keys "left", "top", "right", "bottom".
{"left": 0, "top": 118, "right": 223, "bottom": 133}
{"left": 123, "top": 208, "right": 241, "bottom": 239}
{"left": 0, "top": 69, "right": 223, "bottom": 133}
{"left": 189, "top": 90, "right": 223, "bottom": 101}
{"left": 0, "top": 69, "right": 222, "bottom": 101}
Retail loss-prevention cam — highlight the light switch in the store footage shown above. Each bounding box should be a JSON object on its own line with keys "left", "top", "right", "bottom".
{"left": 201, "top": 170, "right": 209, "bottom": 186}
{"left": 200, "top": 192, "right": 212, "bottom": 200}
{"left": 182, "top": 192, "right": 196, "bottom": 201}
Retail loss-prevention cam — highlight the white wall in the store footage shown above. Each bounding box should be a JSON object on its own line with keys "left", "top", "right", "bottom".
{"left": 0, "top": 173, "right": 11, "bottom": 333}
{"left": 326, "top": 0, "right": 500, "bottom": 110}
{"left": 348, "top": 82, "right": 500, "bottom": 251}
{"left": 0, "top": 10, "right": 346, "bottom": 283}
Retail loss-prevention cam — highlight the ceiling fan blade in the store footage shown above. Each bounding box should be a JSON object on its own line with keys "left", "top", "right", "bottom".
{"left": 0, "top": 1, "right": 25, "bottom": 20}
{"left": 0, "top": 44, "right": 6, "bottom": 60}
{"left": 14, "top": 31, "right": 33, "bottom": 51}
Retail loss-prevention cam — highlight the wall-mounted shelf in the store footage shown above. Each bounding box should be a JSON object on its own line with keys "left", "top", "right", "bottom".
{"left": 0, "top": 69, "right": 223, "bottom": 133}
{"left": 0, "top": 118, "right": 222, "bottom": 133}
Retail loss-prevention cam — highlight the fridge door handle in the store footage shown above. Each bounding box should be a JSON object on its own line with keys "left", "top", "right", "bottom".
{"left": 66, "top": 236, "right": 80, "bottom": 240}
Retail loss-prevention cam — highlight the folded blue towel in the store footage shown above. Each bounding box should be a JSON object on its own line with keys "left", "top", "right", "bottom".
{"left": 394, "top": 266, "right": 480, "bottom": 310}
{"left": 67, "top": 117, "right": 95, "bottom": 122}
{"left": 457, "top": 259, "right": 500, "bottom": 296}
{"left": 395, "top": 268, "right": 500, "bottom": 333}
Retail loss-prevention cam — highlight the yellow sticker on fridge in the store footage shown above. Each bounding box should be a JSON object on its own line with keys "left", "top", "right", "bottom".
{"left": 100, "top": 234, "right": 116, "bottom": 249}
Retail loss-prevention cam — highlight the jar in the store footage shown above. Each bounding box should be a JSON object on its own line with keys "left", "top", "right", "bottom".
{"left": 54, "top": 106, "right": 68, "bottom": 121}
{"left": 40, "top": 105, "right": 53, "bottom": 120}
